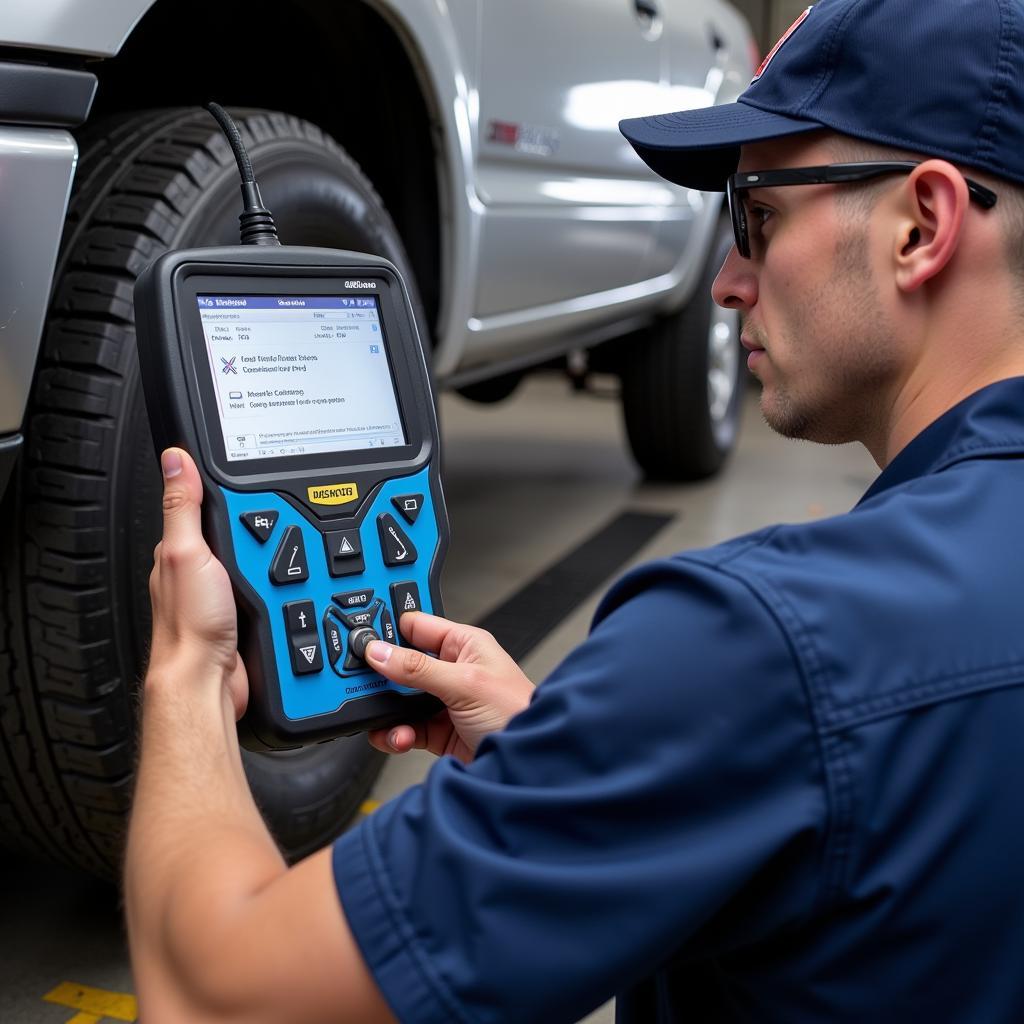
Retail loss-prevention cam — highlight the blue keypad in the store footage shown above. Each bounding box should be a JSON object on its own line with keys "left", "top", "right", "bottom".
{"left": 221, "top": 467, "right": 438, "bottom": 722}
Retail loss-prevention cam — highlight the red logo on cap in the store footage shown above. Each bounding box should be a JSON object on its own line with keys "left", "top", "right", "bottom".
{"left": 753, "top": 6, "right": 813, "bottom": 82}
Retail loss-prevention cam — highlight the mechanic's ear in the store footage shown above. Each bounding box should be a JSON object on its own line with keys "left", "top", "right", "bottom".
{"left": 893, "top": 161, "right": 969, "bottom": 293}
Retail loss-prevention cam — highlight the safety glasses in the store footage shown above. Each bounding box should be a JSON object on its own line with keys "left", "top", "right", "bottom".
{"left": 726, "top": 161, "right": 998, "bottom": 259}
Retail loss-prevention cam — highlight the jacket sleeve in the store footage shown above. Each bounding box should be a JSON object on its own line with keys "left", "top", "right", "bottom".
{"left": 332, "top": 556, "right": 829, "bottom": 1024}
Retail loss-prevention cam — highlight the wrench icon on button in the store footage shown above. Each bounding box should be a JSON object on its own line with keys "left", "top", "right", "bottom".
{"left": 388, "top": 525, "right": 408, "bottom": 561}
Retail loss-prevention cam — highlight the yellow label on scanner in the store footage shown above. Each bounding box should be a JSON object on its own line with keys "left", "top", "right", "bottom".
{"left": 307, "top": 482, "right": 359, "bottom": 506}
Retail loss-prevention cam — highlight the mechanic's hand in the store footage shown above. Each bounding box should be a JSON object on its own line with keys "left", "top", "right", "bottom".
{"left": 364, "top": 614, "right": 534, "bottom": 763}
{"left": 148, "top": 447, "right": 248, "bottom": 719}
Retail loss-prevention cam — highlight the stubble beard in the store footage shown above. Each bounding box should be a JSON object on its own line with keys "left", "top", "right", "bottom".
{"left": 755, "top": 228, "right": 897, "bottom": 446}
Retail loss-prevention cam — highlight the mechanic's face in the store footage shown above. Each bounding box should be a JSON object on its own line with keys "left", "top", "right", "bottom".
{"left": 712, "top": 135, "right": 900, "bottom": 447}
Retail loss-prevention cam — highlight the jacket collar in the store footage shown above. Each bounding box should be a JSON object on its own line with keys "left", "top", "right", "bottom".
{"left": 858, "top": 376, "right": 1024, "bottom": 506}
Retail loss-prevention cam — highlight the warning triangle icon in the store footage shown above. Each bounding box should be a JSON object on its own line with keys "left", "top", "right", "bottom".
{"left": 339, "top": 537, "right": 355, "bottom": 554}
{"left": 300, "top": 645, "right": 317, "bottom": 664}
{"left": 404, "top": 592, "right": 416, "bottom": 611}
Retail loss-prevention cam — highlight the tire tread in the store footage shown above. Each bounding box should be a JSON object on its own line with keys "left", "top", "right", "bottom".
{"left": 0, "top": 108, "right": 388, "bottom": 876}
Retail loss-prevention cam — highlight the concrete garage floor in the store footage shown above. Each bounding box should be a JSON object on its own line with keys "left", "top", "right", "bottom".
{"left": 0, "top": 373, "right": 877, "bottom": 1023}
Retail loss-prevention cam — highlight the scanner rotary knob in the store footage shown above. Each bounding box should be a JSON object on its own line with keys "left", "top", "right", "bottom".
{"left": 348, "top": 626, "right": 381, "bottom": 661}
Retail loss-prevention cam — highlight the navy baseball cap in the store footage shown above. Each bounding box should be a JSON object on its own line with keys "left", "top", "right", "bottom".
{"left": 620, "top": 0, "right": 1024, "bottom": 192}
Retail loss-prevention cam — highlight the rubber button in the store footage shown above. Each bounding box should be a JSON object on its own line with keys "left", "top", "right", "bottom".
{"left": 332, "top": 588, "right": 374, "bottom": 609}
{"left": 377, "top": 513, "right": 418, "bottom": 567}
{"left": 322, "top": 612, "right": 344, "bottom": 668}
{"left": 389, "top": 581, "right": 422, "bottom": 620}
{"left": 348, "top": 626, "right": 380, "bottom": 661}
{"left": 270, "top": 526, "right": 309, "bottom": 584}
{"left": 240, "top": 510, "right": 279, "bottom": 543}
{"left": 391, "top": 494, "right": 423, "bottom": 525}
{"left": 334, "top": 598, "right": 383, "bottom": 631}
{"left": 380, "top": 608, "right": 396, "bottom": 644}
{"left": 282, "top": 600, "right": 322, "bottom": 675}
{"left": 338, "top": 608, "right": 375, "bottom": 630}
{"left": 289, "top": 636, "right": 323, "bottom": 674}
{"left": 324, "top": 529, "right": 364, "bottom": 578}
{"left": 285, "top": 601, "right": 316, "bottom": 635}
{"left": 343, "top": 650, "right": 367, "bottom": 671}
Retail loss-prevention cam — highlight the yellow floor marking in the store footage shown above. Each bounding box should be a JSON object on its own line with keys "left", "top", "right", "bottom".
{"left": 43, "top": 982, "right": 137, "bottom": 1021}
{"left": 359, "top": 799, "right": 381, "bottom": 815}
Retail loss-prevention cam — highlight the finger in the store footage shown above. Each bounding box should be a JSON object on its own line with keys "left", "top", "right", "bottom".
{"left": 364, "top": 640, "right": 476, "bottom": 705}
{"left": 367, "top": 723, "right": 421, "bottom": 754}
{"left": 367, "top": 728, "right": 392, "bottom": 754}
{"left": 159, "top": 448, "right": 205, "bottom": 553}
{"left": 395, "top": 611, "right": 475, "bottom": 656}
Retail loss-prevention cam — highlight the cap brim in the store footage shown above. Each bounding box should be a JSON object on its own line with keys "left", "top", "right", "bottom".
{"left": 619, "top": 100, "right": 823, "bottom": 191}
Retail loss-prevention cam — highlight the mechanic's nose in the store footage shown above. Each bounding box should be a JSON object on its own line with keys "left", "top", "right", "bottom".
{"left": 712, "top": 244, "right": 757, "bottom": 313}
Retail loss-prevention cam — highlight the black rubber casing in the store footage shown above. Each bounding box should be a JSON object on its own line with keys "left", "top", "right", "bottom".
{"left": 134, "top": 246, "right": 447, "bottom": 750}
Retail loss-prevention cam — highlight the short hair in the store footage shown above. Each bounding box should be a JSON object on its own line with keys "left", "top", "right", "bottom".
{"left": 826, "top": 135, "right": 1024, "bottom": 287}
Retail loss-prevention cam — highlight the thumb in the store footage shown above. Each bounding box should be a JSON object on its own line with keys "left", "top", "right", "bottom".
{"left": 365, "top": 640, "right": 468, "bottom": 706}
{"left": 160, "top": 448, "right": 205, "bottom": 551}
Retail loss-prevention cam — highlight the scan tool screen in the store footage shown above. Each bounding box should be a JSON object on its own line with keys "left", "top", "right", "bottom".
{"left": 196, "top": 294, "right": 407, "bottom": 462}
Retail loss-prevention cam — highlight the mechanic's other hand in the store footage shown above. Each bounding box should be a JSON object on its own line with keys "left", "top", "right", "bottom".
{"left": 365, "top": 613, "right": 533, "bottom": 763}
{"left": 148, "top": 448, "right": 248, "bottom": 719}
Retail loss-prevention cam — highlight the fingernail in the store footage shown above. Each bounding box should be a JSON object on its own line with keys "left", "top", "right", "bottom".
{"left": 367, "top": 641, "right": 391, "bottom": 664}
{"left": 161, "top": 449, "right": 183, "bottom": 478}
{"left": 387, "top": 730, "right": 400, "bottom": 751}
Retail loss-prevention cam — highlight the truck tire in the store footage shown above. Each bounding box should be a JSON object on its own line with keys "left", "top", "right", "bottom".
{"left": 0, "top": 107, "right": 421, "bottom": 877}
{"left": 456, "top": 370, "right": 524, "bottom": 405}
{"left": 620, "top": 216, "right": 744, "bottom": 481}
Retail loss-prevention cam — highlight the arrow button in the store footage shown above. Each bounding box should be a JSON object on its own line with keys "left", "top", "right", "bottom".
{"left": 332, "top": 588, "right": 374, "bottom": 610}
{"left": 334, "top": 599, "right": 384, "bottom": 631}
{"left": 324, "top": 529, "right": 365, "bottom": 578}
{"left": 322, "top": 611, "right": 345, "bottom": 668}
{"left": 380, "top": 608, "right": 396, "bottom": 644}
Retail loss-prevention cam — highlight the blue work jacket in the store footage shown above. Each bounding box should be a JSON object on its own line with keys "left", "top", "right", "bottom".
{"left": 333, "top": 376, "right": 1024, "bottom": 1023}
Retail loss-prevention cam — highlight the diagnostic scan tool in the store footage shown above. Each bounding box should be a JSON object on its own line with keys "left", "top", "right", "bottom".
{"left": 134, "top": 105, "right": 447, "bottom": 750}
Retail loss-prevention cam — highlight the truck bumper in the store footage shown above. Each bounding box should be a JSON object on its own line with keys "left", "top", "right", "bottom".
{"left": 0, "top": 125, "right": 78, "bottom": 434}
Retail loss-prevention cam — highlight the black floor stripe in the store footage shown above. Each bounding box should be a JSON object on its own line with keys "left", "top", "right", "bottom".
{"left": 473, "top": 510, "right": 675, "bottom": 663}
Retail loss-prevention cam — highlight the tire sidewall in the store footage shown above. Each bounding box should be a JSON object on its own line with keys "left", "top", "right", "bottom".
{"left": 620, "top": 211, "right": 745, "bottom": 481}
{"left": 62, "top": 109, "right": 415, "bottom": 869}
{"left": 123, "top": 114, "right": 408, "bottom": 853}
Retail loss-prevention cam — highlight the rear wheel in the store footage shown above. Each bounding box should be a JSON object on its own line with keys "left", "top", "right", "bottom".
{"left": 0, "top": 107, "right": 419, "bottom": 877}
{"left": 620, "top": 216, "right": 744, "bottom": 481}
{"left": 456, "top": 370, "right": 524, "bottom": 405}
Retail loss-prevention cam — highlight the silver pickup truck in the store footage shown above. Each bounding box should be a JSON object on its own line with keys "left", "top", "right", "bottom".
{"left": 0, "top": 0, "right": 754, "bottom": 876}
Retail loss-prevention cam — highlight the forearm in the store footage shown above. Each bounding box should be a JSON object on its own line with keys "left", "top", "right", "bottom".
{"left": 125, "top": 661, "right": 285, "bottom": 1013}
{"left": 127, "top": 451, "right": 393, "bottom": 1023}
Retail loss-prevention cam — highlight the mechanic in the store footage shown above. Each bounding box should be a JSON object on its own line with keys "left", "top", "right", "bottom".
{"left": 125, "top": 0, "right": 1024, "bottom": 1020}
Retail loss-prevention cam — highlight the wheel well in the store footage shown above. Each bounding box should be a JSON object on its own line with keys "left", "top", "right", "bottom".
{"left": 86, "top": 0, "right": 444, "bottom": 340}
